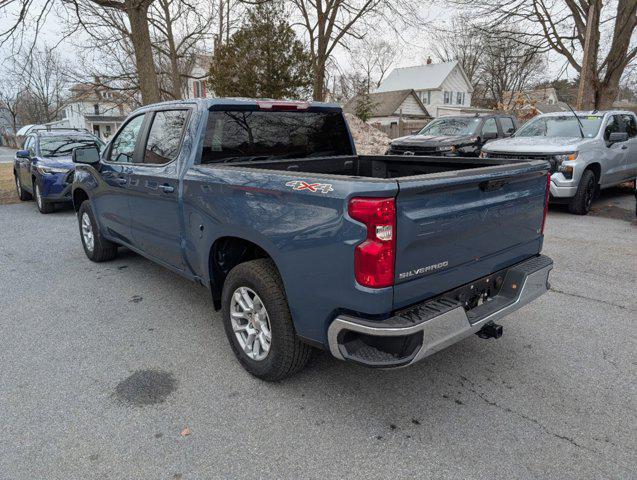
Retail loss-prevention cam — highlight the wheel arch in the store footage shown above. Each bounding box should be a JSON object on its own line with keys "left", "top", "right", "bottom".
{"left": 208, "top": 236, "right": 275, "bottom": 311}
{"left": 584, "top": 162, "right": 602, "bottom": 184}
{"left": 72, "top": 188, "right": 90, "bottom": 212}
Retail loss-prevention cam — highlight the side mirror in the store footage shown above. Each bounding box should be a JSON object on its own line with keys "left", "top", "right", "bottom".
{"left": 608, "top": 132, "right": 628, "bottom": 144}
{"left": 16, "top": 149, "right": 30, "bottom": 158}
{"left": 73, "top": 146, "right": 101, "bottom": 165}
{"left": 504, "top": 127, "right": 516, "bottom": 137}
{"left": 482, "top": 132, "right": 498, "bottom": 141}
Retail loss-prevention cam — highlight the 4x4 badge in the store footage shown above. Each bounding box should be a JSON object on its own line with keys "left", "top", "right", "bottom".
{"left": 286, "top": 180, "right": 334, "bottom": 194}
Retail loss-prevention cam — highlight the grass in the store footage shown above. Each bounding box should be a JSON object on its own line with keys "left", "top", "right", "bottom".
{"left": 0, "top": 163, "right": 19, "bottom": 205}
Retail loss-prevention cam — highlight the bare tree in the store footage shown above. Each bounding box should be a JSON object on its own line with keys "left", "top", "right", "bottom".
{"left": 65, "top": 0, "right": 213, "bottom": 100}
{"left": 431, "top": 16, "right": 482, "bottom": 85}
{"left": 10, "top": 46, "right": 69, "bottom": 123}
{"left": 477, "top": 28, "right": 546, "bottom": 108}
{"left": 0, "top": 80, "right": 23, "bottom": 147}
{"left": 348, "top": 39, "right": 397, "bottom": 93}
{"left": 1, "top": 0, "right": 163, "bottom": 104}
{"left": 449, "top": 0, "right": 637, "bottom": 109}
{"left": 288, "top": 0, "right": 423, "bottom": 101}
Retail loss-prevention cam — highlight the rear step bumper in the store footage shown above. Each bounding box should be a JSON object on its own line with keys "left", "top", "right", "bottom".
{"left": 327, "top": 254, "right": 553, "bottom": 367}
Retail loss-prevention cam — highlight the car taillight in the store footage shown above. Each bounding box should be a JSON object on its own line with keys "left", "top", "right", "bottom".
{"left": 541, "top": 173, "right": 550, "bottom": 234}
{"left": 348, "top": 197, "right": 396, "bottom": 288}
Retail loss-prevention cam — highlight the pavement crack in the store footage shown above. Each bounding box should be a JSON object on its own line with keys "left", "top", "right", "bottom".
{"left": 455, "top": 374, "right": 593, "bottom": 453}
{"left": 549, "top": 287, "right": 627, "bottom": 310}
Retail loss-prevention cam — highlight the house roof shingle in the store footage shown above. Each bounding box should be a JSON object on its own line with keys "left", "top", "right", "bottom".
{"left": 343, "top": 90, "right": 430, "bottom": 118}
{"left": 375, "top": 61, "right": 465, "bottom": 92}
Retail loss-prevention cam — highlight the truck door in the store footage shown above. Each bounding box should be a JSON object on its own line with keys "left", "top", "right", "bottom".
{"left": 126, "top": 109, "right": 189, "bottom": 270}
{"left": 96, "top": 113, "right": 147, "bottom": 244}
{"left": 620, "top": 114, "right": 637, "bottom": 179}
{"left": 602, "top": 115, "right": 628, "bottom": 186}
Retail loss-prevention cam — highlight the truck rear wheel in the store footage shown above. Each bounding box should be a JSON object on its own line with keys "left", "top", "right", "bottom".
{"left": 77, "top": 201, "right": 118, "bottom": 262}
{"left": 221, "top": 259, "right": 311, "bottom": 381}
{"left": 568, "top": 169, "right": 596, "bottom": 215}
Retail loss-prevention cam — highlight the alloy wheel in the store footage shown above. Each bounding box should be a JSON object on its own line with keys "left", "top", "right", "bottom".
{"left": 230, "top": 287, "right": 272, "bottom": 361}
{"left": 81, "top": 212, "right": 95, "bottom": 252}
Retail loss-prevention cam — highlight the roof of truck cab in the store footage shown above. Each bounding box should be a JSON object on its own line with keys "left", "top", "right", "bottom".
{"left": 131, "top": 98, "right": 342, "bottom": 112}
{"left": 539, "top": 110, "right": 634, "bottom": 117}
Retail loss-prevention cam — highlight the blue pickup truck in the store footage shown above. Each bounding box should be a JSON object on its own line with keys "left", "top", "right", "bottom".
{"left": 71, "top": 98, "right": 553, "bottom": 381}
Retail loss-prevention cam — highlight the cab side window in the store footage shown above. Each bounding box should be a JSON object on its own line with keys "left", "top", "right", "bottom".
{"left": 499, "top": 117, "right": 516, "bottom": 136}
{"left": 143, "top": 110, "right": 188, "bottom": 164}
{"left": 108, "top": 114, "right": 145, "bottom": 163}
{"left": 482, "top": 118, "right": 498, "bottom": 137}
{"left": 621, "top": 115, "right": 637, "bottom": 138}
{"left": 604, "top": 115, "right": 622, "bottom": 141}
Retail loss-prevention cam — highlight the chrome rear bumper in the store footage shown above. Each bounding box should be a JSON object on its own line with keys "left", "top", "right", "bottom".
{"left": 327, "top": 255, "right": 553, "bottom": 367}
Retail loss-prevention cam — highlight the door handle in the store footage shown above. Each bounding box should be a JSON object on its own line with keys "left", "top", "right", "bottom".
{"left": 621, "top": 145, "right": 628, "bottom": 150}
{"left": 160, "top": 184, "right": 175, "bottom": 193}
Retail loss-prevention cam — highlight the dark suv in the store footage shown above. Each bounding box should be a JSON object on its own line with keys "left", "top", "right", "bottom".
{"left": 13, "top": 129, "right": 104, "bottom": 213}
{"left": 387, "top": 113, "right": 518, "bottom": 157}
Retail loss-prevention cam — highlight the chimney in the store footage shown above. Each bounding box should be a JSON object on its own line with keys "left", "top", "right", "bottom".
{"left": 426, "top": 57, "right": 432, "bottom": 65}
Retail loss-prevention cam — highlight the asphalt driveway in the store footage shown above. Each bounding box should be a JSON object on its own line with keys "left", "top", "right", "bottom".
{"left": 0, "top": 199, "right": 635, "bottom": 479}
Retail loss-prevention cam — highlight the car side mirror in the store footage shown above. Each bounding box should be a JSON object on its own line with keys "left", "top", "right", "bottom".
{"left": 504, "top": 128, "right": 516, "bottom": 137}
{"left": 608, "top": 132, "right": 629, "bottom": 144}
{"left": 482, "top": 132, "right": 498, "bottom": 141}
{"left": 16, "top": 149, "right": 30, "bottom": 158}
{"left": 73, "top": 146, "right": 101, "bottom": 165}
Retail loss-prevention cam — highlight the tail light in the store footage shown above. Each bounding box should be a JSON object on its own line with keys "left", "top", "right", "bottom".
{"left": 541, "top": 173, "right": 550, "bottom": 234}
{"left": 348, "top": 197, "right": 396, "bottom": 288}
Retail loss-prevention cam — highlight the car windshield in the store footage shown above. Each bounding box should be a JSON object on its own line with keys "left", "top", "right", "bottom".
{"left": 201, "top": 110, "right": 353, "bottom": 163}
{"left": 40, "top": 136, "right": 104, "bottom": 157}
{"left": 515, "top": 115, "right": 603, "bottom": 138}
{"left": 418, "top": 117, "right": 480, "bottom": 136}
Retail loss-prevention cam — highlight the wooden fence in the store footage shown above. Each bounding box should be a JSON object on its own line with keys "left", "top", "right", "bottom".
{"left": 371, "top": 119, "right": 430, "bottom": 139}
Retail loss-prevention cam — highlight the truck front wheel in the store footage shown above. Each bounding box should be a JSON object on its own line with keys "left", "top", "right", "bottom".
{"left": 221, "top": 259, "right": 311, "bottom": 381}
{"left": 77, "top": 201, "right": 118, "bottom": 262}
{"left": 568, "top": 169, "right": 596, "bottom": 215}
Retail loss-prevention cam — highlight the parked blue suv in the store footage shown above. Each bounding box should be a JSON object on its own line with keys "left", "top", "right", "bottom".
{"left": 14, "top": 129, "right": 104, "bottom": 213}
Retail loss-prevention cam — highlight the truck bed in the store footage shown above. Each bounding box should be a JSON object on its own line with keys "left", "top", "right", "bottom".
{"left": 219, "top": 154, "right": 526, "bottom": 179}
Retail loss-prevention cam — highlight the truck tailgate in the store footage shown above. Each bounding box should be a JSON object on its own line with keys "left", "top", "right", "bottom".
{"left": 393, "top": 161, "right": 549, "bottom": 309}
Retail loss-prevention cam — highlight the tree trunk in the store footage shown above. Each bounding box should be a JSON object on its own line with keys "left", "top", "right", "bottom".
{"left": 576, "top": 1, "right": 601, "bottom": 110}
{"left": 312, "top": 58, "right": 326, "bottom": 101}
{"left": 596, "top": 0, "right": 637, "bottom": 109}
{"left": 126, "top": 1, "right": 161, "bottom": 105}
{"left": 160, "top": 0, "right": 182, "bottom": 99}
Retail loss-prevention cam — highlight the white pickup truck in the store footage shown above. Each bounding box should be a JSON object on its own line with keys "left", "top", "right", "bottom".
{"left": 481, "top": 110, "right": 637, "bottom": 214}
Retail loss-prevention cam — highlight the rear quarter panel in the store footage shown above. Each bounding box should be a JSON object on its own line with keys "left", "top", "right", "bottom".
{"left": 182, "top": 166, "right": 398, "bottom": 344}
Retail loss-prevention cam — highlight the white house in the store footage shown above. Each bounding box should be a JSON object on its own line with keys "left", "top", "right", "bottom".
{"left": 185, "top": 54, "right": 213, "bottom": 99}
{"left": 64, "top": 83, "right": 132, "bottom": 141}
{"left": 376, "top": 60, "right": 474, "bottom": 117}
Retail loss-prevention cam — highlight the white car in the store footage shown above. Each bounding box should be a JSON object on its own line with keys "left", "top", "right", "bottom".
{"left": 481, "top": 110, "right": 637, "bottom": 214}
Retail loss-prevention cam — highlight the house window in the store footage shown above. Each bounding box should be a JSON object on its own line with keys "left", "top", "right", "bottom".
{"left": 94, "top": 104, "right": 100, "bottom": 115}
{"left": 420, "top": 91, "right": 431, "bottom": 104}
{"left": 444, "top": 91, "right": 452, "bottom": 104}
{"left": 105, "top": 125, "right": 112, "bottom": 137}
{"left": 456, "top": 92, "right": 464, "bottom": 105}
{"left": 193, "top": 80, "right": 206, "bottom": 98}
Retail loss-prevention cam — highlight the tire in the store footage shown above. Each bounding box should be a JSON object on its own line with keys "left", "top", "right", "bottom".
{"left": 34, "top": 181, "right": 55, "bottom": 214}
{"left": 77, "top": 201, "right": 118, "bottom": 262}
{"left": 14, "top": 174, "right": 32, "bottom": 201}
{"left": 221, "top": 259, "right": 312, "bottom": 381}
{"left": 568, "top": 169, "right": 596, "bottom": 215}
